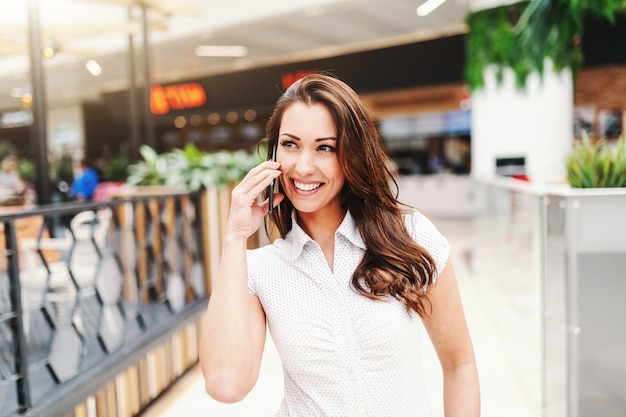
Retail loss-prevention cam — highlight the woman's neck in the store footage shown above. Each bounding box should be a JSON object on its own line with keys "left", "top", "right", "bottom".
{"left": 296, "top": 207, "right": 347, "bottom": 272}
{"left": 296, "top": 206, "right": 347, "bottom": 243}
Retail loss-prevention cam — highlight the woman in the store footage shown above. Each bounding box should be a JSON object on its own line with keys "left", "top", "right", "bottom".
{"left": 200, "top": 73, "right": 480, "bottom": 416}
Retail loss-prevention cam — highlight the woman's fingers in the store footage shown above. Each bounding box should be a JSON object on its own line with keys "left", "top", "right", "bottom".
{"left": 234, "top": 161, "right": 280, "bottom": 196}
{"left": 225, "top": 161, "right": 281, "bottom": 239}
{"left": 232, "top": 162, "right": 281, "bottom": 207}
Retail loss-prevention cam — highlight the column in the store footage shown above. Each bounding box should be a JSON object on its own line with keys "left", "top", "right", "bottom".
{"left": 467, "top": 0, "right": 574, "bottom": 184}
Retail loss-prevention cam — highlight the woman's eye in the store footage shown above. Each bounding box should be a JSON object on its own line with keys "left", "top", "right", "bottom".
{"left": 281, "top": 141, "right": 297, "bottom": 149}
{"left": 318, "top": 144, "right": 336, "bottom": 152}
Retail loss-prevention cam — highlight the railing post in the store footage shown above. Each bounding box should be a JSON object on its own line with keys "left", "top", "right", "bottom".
{"left": 5, "top": 220, "right": 32, "bottom": 412}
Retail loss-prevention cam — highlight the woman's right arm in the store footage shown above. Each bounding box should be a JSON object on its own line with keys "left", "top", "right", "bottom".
{"left": 199, "top": 160, "right": 282, "bottom": 403}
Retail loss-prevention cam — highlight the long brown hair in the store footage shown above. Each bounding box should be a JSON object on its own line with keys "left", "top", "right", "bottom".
{"left": 264, "top": 73, "right": 436, "bottom": 317}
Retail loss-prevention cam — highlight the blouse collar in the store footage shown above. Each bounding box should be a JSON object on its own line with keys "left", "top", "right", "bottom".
{"left": 282, "top": 210, "right": 366, "bottom": 261}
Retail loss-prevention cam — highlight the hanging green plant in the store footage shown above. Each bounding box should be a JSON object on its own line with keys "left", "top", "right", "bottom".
{"left": 465, "top": 2, "right": 532, "bottom": 90}
{"left": 465, "top": 0, "right": 626, "bottom": 91}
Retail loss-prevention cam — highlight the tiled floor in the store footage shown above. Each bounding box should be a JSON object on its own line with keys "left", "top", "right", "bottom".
{"left": 141, "top": 216, "right": 542, "bottom": 417}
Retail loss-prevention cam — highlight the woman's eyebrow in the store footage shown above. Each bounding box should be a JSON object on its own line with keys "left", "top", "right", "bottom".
{"left": 279, "top": 133, "right": 337, "bottom": 142}
{"left": 279, "top": 133, "right": 300, "bottom": 140}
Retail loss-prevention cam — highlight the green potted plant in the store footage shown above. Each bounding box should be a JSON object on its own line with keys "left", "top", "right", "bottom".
{"left": 126, "top": 145, "right": 167, "bottom": 187}
{"left": 126, "top": 143, "right": 264, "bottom": 192}
{"left": 101, "top": 156, "right": 131, "bottom": 183}
{"left": 18, "top": 158, "right": 35, "bottom": 183}
{"left": 565, "top": 133, "right": 626, "bottom": 188}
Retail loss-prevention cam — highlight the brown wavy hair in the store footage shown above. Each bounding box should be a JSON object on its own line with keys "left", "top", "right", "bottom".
{"left": 263, "top": 73, "right": 436, "bottom": 317}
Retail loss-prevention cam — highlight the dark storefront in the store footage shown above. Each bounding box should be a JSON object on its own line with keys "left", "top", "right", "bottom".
{"left": 83, "top": 34, "right": 467, "bottom": 159}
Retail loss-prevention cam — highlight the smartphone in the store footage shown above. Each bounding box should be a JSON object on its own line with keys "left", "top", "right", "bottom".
{"left": 268, "top": 142, "right": 277, "bottom": 213}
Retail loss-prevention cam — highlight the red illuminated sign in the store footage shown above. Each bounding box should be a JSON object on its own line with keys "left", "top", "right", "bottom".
{"left": 281, "top": 69, "right": 320, "bottom": 90}
{"left": 150, "top": 83, "right": 207, "bottom": 115}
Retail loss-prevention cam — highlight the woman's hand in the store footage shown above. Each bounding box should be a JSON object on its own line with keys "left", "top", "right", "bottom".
{"left": 225, "top": 160, "right": 283, "bottom": 240}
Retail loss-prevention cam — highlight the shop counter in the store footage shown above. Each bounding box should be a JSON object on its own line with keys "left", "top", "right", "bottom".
{"left": 476, "top": 177, "right": 626, "bottom": 417}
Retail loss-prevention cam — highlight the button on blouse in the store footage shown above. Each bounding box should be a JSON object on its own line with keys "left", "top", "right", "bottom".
{"left": 247, "top": 209, "right": 450, "bottom": 416}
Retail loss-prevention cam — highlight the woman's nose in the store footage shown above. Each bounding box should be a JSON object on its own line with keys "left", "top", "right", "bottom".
{"left": 294, "top": 151, "right": 316, "bottom": 176}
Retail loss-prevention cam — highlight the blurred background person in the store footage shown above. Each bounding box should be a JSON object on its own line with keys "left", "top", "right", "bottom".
{"left": 69, "top": 158, "right": 99, "bottom": 202}
{"left": 0, "top": 155, "right": 26, "bottom": 205}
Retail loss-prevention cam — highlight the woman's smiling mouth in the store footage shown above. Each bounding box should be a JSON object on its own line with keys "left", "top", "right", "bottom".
{"left": 292, "top": 180, "right": 323, "bottom": 192}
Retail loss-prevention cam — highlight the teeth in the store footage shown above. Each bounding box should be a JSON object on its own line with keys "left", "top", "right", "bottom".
{"left": 294, "top": 181, "right": 321, "bottom": 191}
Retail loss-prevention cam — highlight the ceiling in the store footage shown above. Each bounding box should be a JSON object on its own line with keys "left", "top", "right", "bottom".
{"left": 0, "top": 0, "right": 471, "bottom": 113}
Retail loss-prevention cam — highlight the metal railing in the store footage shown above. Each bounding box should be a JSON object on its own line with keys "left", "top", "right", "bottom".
{"left": 0, "top": 190, "right": 209, "bottom": 417}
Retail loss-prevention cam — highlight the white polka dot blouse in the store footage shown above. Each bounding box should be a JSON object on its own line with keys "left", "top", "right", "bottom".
{"left": 247, "top": 209, "right": 450, "bottom": 416}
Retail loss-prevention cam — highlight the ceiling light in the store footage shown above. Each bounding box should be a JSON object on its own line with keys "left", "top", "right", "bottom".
{"left": 21, "top": 93, "right": 33, "bottom": 108}
{"left": 190, "top": 114, "right": 202, "bottom": 127}
{"left": 174, "top": 116, "right": 187, "bottom": 128}
{"left": 208, "top": 113, "right": 220, "bottom": 125}
{"left": 243, "top": 109, "right": 257, "bottom": 122}
{"left": 86, "top": 59, "right": 102, "bottom": 76}
{"left": 225, "top": 111, "right": 238, "bottom": 124}
{"left": 42, "top": 45, "right": 56, "bottom": 59}
{"left": 195, "top": 45, "right": 248, "bottom": 57}
{"left": 41, "top": 39, "right": 61, "bottom": 59}
{"left": 416, "top": 0, "right": 447, "bottom": 16}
